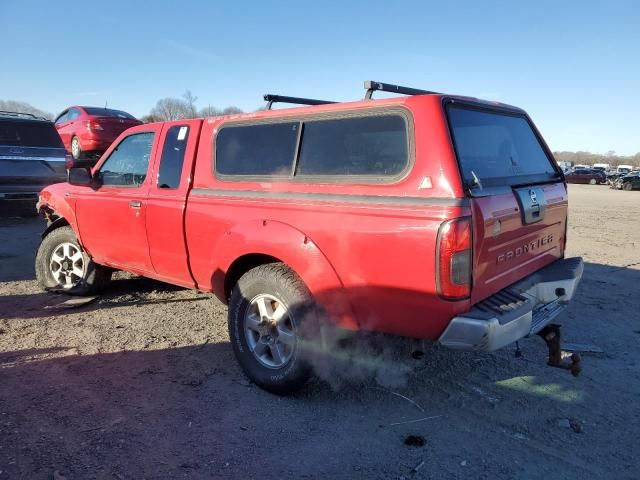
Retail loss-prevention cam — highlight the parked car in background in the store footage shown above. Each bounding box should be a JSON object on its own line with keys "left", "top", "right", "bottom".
{"left": 557, "top": 160, "right": 573, "bottom": 172}
{"left": 564, "top": 168, "right": 606, "bottom": 185}
{"left": 606, "top": 171, "right": 625, "bottom": 185}
{"left": 616, "top": 165, "right": 633, "bottom": 175}
{"left": 616, "top": 172, "right": 640, "bottom": 191}
{"left": 36, "top": 81, "right": 583, "bottom": 394}
{"left": 592, "top": 163, "right": 610, "bottom": 172}
{"left": 0, "top": 111, "right": 67, "bottom": 208}
{"left": 54, "top": 106, "right": 141, "bottom": 163}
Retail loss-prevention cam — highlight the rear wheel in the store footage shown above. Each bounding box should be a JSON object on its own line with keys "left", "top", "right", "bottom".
{"left": 71, "top": 136, "right": 83, "bottom": 160}
{"left": 35, "top": 226, "right": 111, "bottom": 295}
{"left": 228, "top": 263, "right": 313, "bottom": 394}
{"left": 623, "top": 182, "right": 633, "bottom": 191}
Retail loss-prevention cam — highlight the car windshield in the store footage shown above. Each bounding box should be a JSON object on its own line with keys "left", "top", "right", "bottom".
{"left": 82, "top": 107, "right": 136, "bottom": 120}
{"left": 0, "top": 120, "right": 64, "bottom": 148}
{"left": 447, "top": 105, "right": 560, "bottom": 191}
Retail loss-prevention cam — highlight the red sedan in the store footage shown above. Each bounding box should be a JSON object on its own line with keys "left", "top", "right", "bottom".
{"left": 54, "top": 106, "right": 141, "bottom": 162}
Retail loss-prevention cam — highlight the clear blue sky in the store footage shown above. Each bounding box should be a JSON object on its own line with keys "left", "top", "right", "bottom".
{"left": 2, "top": 0, "right": 639, "bottom": 155}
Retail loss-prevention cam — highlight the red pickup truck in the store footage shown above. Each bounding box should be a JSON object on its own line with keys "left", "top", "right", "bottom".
{"left": 36, "top": 81, "right": 583, "bottom": 393}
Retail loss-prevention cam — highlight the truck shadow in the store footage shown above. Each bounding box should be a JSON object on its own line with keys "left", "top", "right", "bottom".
{"left": 0, "top": 275, "right": 194, "bottom": 321}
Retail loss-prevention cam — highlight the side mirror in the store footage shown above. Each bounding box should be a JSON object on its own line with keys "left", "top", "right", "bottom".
{"left": 67, "top": 167, "right": 99, "bottom": 187}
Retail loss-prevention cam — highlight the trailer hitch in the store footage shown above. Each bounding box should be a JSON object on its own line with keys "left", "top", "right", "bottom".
{"left": 537, "top": 324, "right": 581, "bottom": 376}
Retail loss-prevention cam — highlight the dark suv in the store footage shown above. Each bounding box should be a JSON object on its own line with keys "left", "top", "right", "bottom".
{"left": 0, "top": 112, "right": 67, "bottom": 209}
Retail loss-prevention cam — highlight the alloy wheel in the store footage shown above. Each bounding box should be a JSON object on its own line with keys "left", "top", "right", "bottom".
{"left": 49, "top": 242, "right": 85, "bottom": 289}
{"left": 244, "top": 294, "right": 296, "bottom": 369}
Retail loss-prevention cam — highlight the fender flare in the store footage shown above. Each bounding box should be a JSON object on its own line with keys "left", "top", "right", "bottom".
{"left": 212, "top": 220, "right": 357, "bottom": 329}
{"left": 41, "top": 216, "right": 69, "bottom": 239}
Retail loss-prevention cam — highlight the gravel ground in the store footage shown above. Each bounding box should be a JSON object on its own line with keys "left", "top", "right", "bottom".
{"left": 0, "top": 184, "right": 638, "bottom": 479}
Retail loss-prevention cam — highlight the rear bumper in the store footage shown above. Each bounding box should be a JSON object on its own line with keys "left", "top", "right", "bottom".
{"left": 438, "top": 257, "right": 583, "bottom": 351}
{"left": 79, "top": 138, "right": 111, "bottom": 152}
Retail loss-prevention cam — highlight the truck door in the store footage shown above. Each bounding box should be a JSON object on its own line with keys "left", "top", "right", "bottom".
{"left": 145, "top": 119, "right": 202, "bottom": 287}
{"left": 74, "top": 125, "right": 161, "bottom": 273}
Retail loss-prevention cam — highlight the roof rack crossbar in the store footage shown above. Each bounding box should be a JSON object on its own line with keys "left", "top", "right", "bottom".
{"left": 363, "top": 81, "right": 439, "bottom": 100}
{"left": 263, "top": 94, "right": 337, "bottom": 110}
{"left": 0, "top": 110, "right": 47, "bottom": 120}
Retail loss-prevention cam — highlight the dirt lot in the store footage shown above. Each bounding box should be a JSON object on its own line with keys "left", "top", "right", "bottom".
{"left": 0, "top": 185, "right": 638, "bottom": 480}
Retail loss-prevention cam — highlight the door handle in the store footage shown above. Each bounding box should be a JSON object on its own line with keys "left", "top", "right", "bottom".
{"left": 129, "top": 200, "right": 142, "bottom": 208}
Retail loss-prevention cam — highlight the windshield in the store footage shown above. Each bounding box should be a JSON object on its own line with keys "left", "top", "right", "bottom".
{"left": 83, "top": 107, "right": 136, "bottom": 120}
{"left": 0, "top": 120, "right": 64, "bottom": 148}
{"left": 447, "top": 105, "right": 560, "bottom": 190}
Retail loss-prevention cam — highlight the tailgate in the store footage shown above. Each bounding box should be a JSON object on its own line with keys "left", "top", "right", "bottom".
{"left": 445, "top": 100, "right": 567, "bottom": 305}
{"left": 470, "top": 182, "right": 567, "bottom": 303}
{"left": 93, "top": 117, "right": 141, "bottom": 139}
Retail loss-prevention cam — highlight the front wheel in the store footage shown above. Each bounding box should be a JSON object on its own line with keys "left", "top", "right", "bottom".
{"left": 589, "top": 178, "right": 597, "bottom": 185}
{"left": 35, "top": 226, "right": 111, "bottom": 295}
{"left": 228, "top": 263, "right": 314, "bottom": 394}
{"left": 623, "top": 182, "right": 633, "bottom": 191}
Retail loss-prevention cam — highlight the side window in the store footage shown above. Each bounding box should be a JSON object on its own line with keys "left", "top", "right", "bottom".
{"left": 99, "top": 132, "right": 154, "bottom": 187}
{"left": 296, "top": 115, "right": 408, "bottom": 176}
{"left": 55, "top": 111, "right": 68, "bottom": 125}
{"left": 157, "top": 125, "right": 189, "bottom": 189}
{"left": 216, "top": 122, "right": 298, "bottom": 176}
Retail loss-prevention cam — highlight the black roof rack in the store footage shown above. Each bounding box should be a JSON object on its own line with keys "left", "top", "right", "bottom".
{"left": 0, "top": 110, "right": 49, "bottom": 121}
{"left": 363, "top": 81, "right": 440, "bottom": 100}
{"left": 263, "top": 94, "right": 337, "bottom": 110}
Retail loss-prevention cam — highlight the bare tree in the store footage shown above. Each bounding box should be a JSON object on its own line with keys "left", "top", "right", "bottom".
{"left": 146, "top": 92, "right": 242, "bottom": 121}
{"left": 183, "top": 90, "right": 198, "bottom": 118}
{"left": 221, "top": 106, "right": 243, "bottom": 115}
{"left": 199, "top": 105, "right": 220, "bottom": 117}
{"left": 149, "top": 97, "right": 190, "bottom": 121}
{"left": 140, "top": 114, "right": 160, "bottom": 124}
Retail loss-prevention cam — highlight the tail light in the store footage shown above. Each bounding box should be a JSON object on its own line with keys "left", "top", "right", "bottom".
{"left": 85, "top": 120, "right": 104, "bottom": 131}
{"left": 436, "top": 217, "right": 472, "bottom": 299}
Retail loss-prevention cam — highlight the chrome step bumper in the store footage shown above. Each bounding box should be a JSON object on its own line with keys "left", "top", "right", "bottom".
{"left": 437, "top": 257, "right": 584, "bottom": 351}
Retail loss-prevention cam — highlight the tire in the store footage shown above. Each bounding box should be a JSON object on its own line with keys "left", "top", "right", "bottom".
{"left": 35, "top": 226, "right": 111, "bottom": 295}
{"left": 589, "top": 178, "right": 597, "bottom": 185}
{"left": 228, "top": 263, "right": 314, "bottom": 394}
{"left": 71, "top": 136, "right": 83, "bottom": 160}
{"left": 623, "top": 182, "right": 633, "bottom": 191}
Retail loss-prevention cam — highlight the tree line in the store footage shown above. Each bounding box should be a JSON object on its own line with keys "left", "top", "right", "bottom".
{"left": 140, "top": 90, "right": 244, "bottom": 123}
{"left": 553, "top": 150, "right": 640, "bottom": 168}
{"left": 0, "top": 100, "right": 53, "bottom": 120}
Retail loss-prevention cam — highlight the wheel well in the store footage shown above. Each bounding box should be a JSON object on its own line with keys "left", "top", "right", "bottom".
{"left": 224, "top": 253, "right": 281, "bottom": 300}
{"left": 41, "top": 215, "right": 70, "bottom": 239}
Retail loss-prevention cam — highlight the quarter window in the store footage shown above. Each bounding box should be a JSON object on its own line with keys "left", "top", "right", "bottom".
{"left": 158, "top": 126, "right": 189, "bottom": 189}
{"left": 296, "top": 115, "right": 408, "bottom": 176}
{"left": 99, "top": 132, "right": 154, "bottom": 187}
{"left": 216, "top": 122, "right": 299, "bottom": 176}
